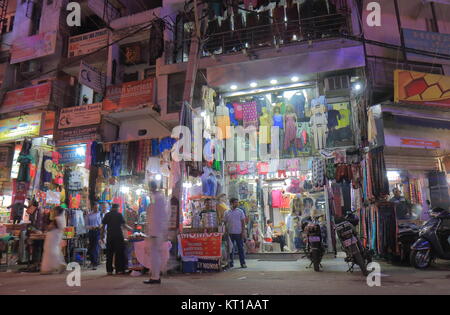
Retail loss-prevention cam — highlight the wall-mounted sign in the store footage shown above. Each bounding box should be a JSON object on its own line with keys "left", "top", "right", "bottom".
{"left": 1, "top": 82, "right": 52, "bottom": 114}
{"left": 0, "top": 114, "right": 42, "bottom": 143}
{"left": 394, "top": 70, "right": 450, "bottom": 108}
{"left": 58, "top": 103, "right": 102, "bottom": 129}
{"left": 57, "top": 144, "right": 86, "bottom": 165}
{"left": 68, "top": 28, "right": 109, "bottom": 58}
{"left": 54, "top": 125, "right": 99, "bottom": 145}
{"left": 79, "top": 61, "right": 106, "bottom": 94}
{"left": 400, "top": 138, "right": 441, "bottom": 149}
{"left": 103, "top": 78, "right": 154, "bottom": 111}
{"left": 403, "top": 28, "right": 450, "bottom": 65}
{"left": 10, "top": 31, "right": 57, "bottom": 64}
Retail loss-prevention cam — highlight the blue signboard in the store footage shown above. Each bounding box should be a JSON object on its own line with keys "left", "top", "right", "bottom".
{"left": 57, "top": 144, "right": 86, "bottom": 165}
{"left": 403, "top": 28, "right": 450, "bottom": 55}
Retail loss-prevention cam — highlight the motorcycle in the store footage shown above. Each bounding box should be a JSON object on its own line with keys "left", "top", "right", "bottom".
{"left": 302, "top": 215, "right": 325, "bottom": 272}
{"left": 335, "top": 211, "right": 372, "bottom": 276}
{"left": 410, "top": 207, "right": 450, "bottom": 269}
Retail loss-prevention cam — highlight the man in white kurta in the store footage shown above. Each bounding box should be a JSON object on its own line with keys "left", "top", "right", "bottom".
{"left": 143, "top": 180, "right": 168, "bottom": 284}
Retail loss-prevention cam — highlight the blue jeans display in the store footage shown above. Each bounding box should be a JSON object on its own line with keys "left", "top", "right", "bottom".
{"left": 229, "top": 234, "right": 246, "bottom": 267}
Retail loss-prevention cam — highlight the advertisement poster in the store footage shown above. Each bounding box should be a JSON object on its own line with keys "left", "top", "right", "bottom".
{"left": 0, "top": 114, "right": 42, "bottom": 143}
{"left": 394, "top": 70, "right": 450, "bottom": 107}
{"left": 179, "top": 233, "right": 223, "bottom": 258}
{"left": 54, "top": 125, "right": 98, "bottom": 145}
{"left": 57, "top": 144, "right": 87, "bottom": 165}
{"left": 10, "top": 31, "right": 57, "bottom": 64}
{"left": 68, "top": 28, "right": 109, "bottom": 58}
{"left": 1, "top": 82, "right": 51, "bottom": 114}
{"left": 78, "top": 61, "right": 106, "bottom": 94}
{"left": 58, "top": 103, "right": 102, "bottom": 129}
{"left": 103, "top": 78, "right": 154, "bottom": 111}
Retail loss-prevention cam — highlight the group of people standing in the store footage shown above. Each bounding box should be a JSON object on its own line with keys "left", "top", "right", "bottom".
{"left": 40, "top": 180, "right": 168, "bottom": 285}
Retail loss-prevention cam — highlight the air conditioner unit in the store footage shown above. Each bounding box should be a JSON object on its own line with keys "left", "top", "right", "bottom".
{"left": 20, "top": 60, "right": 42, "bottom": 76}
{"left": 324, "top": 75, "right": 350, "bottom": 92}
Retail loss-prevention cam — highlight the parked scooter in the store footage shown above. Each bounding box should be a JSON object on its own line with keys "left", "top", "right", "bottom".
{"left": 302, "top": 215, "right": 325, "bottom": 272}
{"left": 410, "top": 207, "right": 450, "bottom": 269}
{"left": 335, "top": 211, "right": 372, "bottom": 276}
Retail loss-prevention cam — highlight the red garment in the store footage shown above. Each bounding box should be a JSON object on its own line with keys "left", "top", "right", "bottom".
{"left": 52, "top": 151, "right": 62, "bottom": 164}
{"left": 272, "top": 190, "right": 282, "bottom": 208}
{"left": 257, "top": 162, "right": 269, "bottom": 175}
{"left": 281, "top": 194, "right": 291, "bottom": 209}
{"left": 277, "top": 170, "right": 287, "bottom": 177}
{"left": 233, "top": 103, "right": 244, "bottom": 120}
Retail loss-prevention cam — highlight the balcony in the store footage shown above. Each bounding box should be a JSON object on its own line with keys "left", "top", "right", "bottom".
{"left": 166, "top": 13, "right": 351, "bottom": 64}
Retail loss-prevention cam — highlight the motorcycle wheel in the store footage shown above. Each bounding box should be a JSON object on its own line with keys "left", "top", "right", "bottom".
{"left": 410, "top": 249, "right": 431, "bottom": 269}
{"left": 311, "top": 250, "right": 321, "bottom": 272}
{"left": 354, "top": 252, "right": 368, "bottom": 276}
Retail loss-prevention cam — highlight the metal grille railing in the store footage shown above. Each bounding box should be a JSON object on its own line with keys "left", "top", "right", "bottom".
{"left": 167, "top": 13, "right": 350, "bottom": 64}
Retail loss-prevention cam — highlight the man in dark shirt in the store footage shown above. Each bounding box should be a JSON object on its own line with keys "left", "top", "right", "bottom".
{"left": 101, "top": 204, "right": 132, "bottom": 275}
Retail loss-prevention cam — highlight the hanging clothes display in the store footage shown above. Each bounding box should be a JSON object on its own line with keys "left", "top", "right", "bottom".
{"left": 242, "top": 101, "right": 258, "bottom": 128}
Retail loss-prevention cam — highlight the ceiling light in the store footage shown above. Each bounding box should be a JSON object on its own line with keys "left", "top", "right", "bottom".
{"left": 230, "top": 85, "right": 237, "bottom": 90}
{"left": 354, "top": 83, "right": 362, "bottom": 91}
{"left": 200, "top": 111, "right": 206, "bottom": 117}
{"left": 270, "top": 79, "right": 278, "bottom": 85}
{"left": 250, "top": 82, "right": 258, "bottom": 88}
{"left": 155, "top": 174, "right": 162, "bottom": 181}
{"left": 291, "top": 76, "right": 299, "bottom": 82}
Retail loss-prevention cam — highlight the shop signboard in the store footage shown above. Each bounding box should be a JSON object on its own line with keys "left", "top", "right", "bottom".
{"left": 103, "top": 78, "right": 154, "bottom": 111}
{"left": 58, "top": 103, "right": 102, "bottom": 129}
{"left": 403, "top": 29, "right": 450, "bottom": 65}
{"left": 57, "top": 144, "right": 87, "bottom": 165}
{"left": 68, "top": 28, "right": 109, "bottom": 58}
{"left": 179, "top": 233, "right": 223, "bottom": 258}
{"left": 0, "top": 114, "right": 42, "bottom": 144}
{"left": 400, "top": 138, "right": 441, "bottom": 149}
{"left": 394, "top": 70, "right": 450, "bottom": 108}
{"left": 197, "top": 258, "right": 221, "bottom": 272}
{"left": 10, "top": 30, "right": 57, "bottom": 64}
{"left": 78, "top": 61, "right": 106, "bottom": 94}
{"left": 1, "top": 82, "right": 52, "bottom": 114}
{"left": 54, "top": 124, "right": 98, "bottom": 145}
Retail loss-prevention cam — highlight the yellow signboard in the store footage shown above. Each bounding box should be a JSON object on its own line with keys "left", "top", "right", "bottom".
{"left": 394, "top": 70, "right": 450, "bottom": 107}
{"left": 0, "top": 113, "right": 42, "bottom": 143}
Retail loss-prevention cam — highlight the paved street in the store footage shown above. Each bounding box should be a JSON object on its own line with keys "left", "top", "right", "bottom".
{"left": 1, "top": 256, "right": 450, "bottom": 295}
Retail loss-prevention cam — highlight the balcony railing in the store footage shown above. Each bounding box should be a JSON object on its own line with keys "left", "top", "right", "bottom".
{"left": 166, "top": 13, "right": 351, "bottom": 64}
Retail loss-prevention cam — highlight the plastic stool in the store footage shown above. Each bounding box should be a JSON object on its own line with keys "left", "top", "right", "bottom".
{"left": 72, "top": 248, "right": 88, "bottom": 268}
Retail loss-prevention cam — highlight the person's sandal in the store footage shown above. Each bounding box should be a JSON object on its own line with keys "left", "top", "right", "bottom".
{"left": 143, "top": 279, "right": 161, "bottom": 284}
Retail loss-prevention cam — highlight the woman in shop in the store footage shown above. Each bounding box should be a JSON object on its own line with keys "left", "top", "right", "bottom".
{"left": 40, "top": 206, "right": 66, "bottom": 275}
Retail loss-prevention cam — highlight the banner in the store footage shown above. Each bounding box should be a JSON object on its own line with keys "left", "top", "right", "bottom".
{"left": 10, "top": 31, "right": 57, "bottom": 64}
{"left": 394, "top": 70, "right": 450, "bottom": 108}
{"left": 103, "top": 78, "right": 154, "bottom": 111}
{"left": 58, "top": 103, "right": 102, "bottom": 129}
{"left": 400, "top": 138, "right": 441, "bottom": 149}
{"left": 179, "top": 233, "right": 223, "bottom": 258}
{"left": 68, "top": 28, "right": 109, "bottom": 58}
{"left": 54, "top": 124, "right": 99, "bottom": 145}
{"left": 1, "top": 82, "right": 51, "bottom": 114}
{"left": 0, "top": 114, "right": 42, "bottom": 143}
{"left": 79, "top": 61, "right": 106, "bottom": 94}
{"left": 57, "top": 144, "right": 87, "bottom": 165}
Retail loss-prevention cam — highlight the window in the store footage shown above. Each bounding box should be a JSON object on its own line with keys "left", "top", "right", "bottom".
{"left": 8, "top": 15, "right": 14, "bottom": 32}
{"left": 167, "top": 72, "right": 185, "bottom": 114}
{"left": 30, "top": 2, "right": 42, "bottom": 35}
{"left": 123, "top": 72, "right": 139, "bottom": 83}
{"left": 0, "top": 15, "right": 15, "bottom": 34}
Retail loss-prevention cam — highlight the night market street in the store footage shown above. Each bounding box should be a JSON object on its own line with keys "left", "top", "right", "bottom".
{"left": 1, "top": 257, "right": 450, "bottom": 295}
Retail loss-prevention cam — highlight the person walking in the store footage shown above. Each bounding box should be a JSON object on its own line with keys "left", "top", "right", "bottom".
{"left": 101, "top": 204, "right": 132, "bottom": 275}
{"left": 86, "top": 202, "right": 102, "bottom": 270}
{"left": 143, "top": 180, "right": 168, "bottom": 285}
{"left": 223, "top": 198, "right": 247, "bottom": 268}
{"left": 41, "top": 206, "right": 66, "bottom": 275}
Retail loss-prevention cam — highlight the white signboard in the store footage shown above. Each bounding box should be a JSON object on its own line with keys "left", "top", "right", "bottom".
{"left": 79, "top": 61, "right": 106, "bottom": 94}
{"left": 58, "top": 103, "right": 102, "bottom": 129}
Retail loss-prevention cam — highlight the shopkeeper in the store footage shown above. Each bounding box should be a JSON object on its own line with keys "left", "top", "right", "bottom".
{"left": 390, "top": 188, "right": 411, "bottom": 219}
